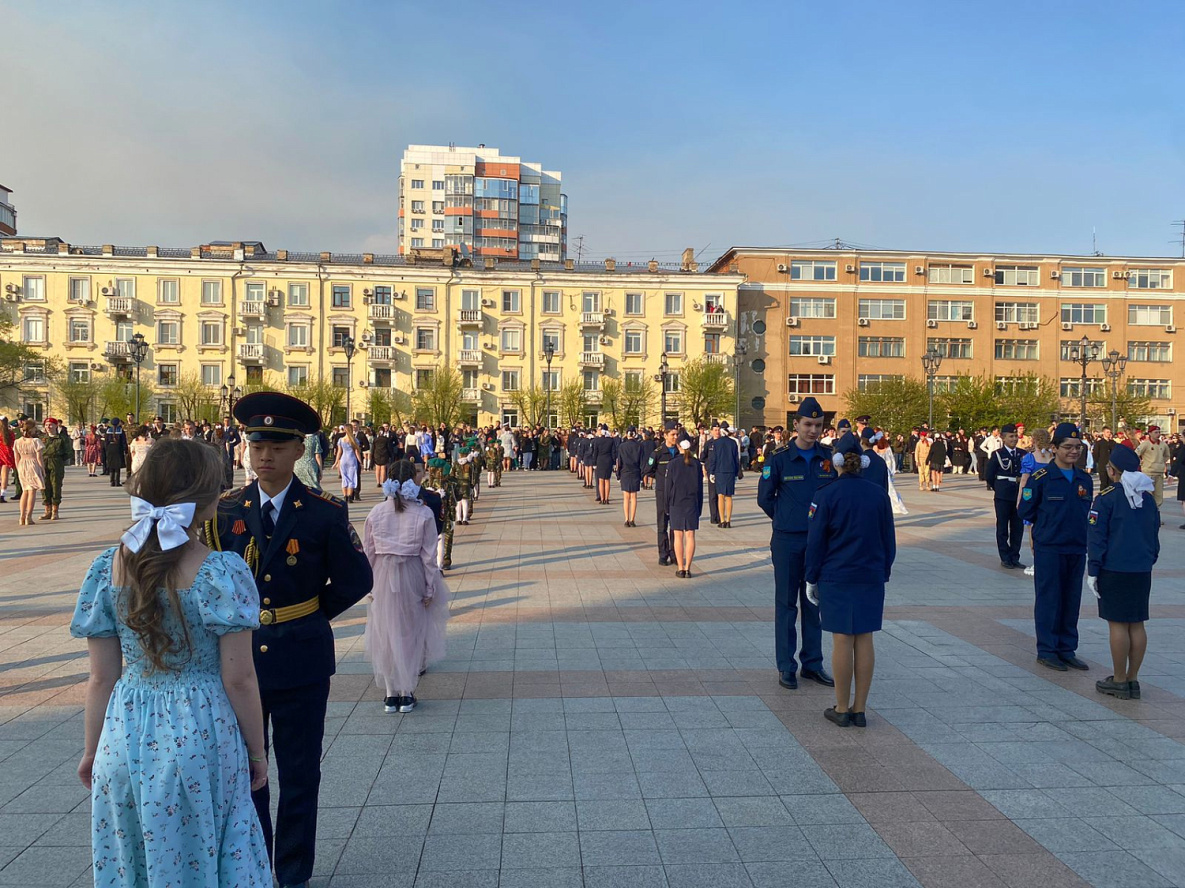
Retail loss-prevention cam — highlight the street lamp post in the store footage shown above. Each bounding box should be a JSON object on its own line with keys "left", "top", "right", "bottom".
{"left": 1067, "top": 334, "right": 1100, "bottom": 429}
{"left": 543, "top": 340, "right": 555, "bottom": 428}
{"left": 920, "top": 346, "right": 943, "bottom": 429}
{"left": 732, "top": 341, "right": 747, "bottom": 426}
{"left": 1100, "top": 348, "right": 1128, "bottom": 431}
{"left": 343, "top": 335, "right": 357, "bottom": 423}
{"left": 219, "top": 373, "right": 242, "bottom": 417}
{"left": 654, "top": 351, "right": 670, "bottom": 424}
{"left": 128, "top": 332, "right": 149, "bottom": 423}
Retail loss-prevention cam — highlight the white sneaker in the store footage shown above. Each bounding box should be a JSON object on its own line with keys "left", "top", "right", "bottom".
{"left": 1024, "top": 565, "right": 1035, "bottom": 577}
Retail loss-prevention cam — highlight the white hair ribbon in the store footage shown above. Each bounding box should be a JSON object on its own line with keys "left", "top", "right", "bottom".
{"left": 399, "top": 479, "right": 422, "bottom": 499}
{"left": 121, "top": 497, "right": 195, "bottom": 554}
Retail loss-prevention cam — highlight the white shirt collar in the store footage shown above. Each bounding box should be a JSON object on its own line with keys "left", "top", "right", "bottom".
{"left": 259, "top": 478, "right": 294, "bottom": 517}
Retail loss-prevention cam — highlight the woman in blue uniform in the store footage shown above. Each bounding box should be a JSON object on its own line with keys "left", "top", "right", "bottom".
{"left": 1018, "top": 422, "right": 1094, "bottom": 672}
{"left": 664, "top": 439, "right": 704, "bottom": 578}
{"left": 1088, "top": 444, "right": 1159, "bottom": 700}
{"left": 616, "top": 426, "right": 646, "bottom": 527}
{"left": 708, "top": 423, "right": 742, "bottom": 528}
{"left": 804, "top": 433, "right": 896, "bottom": 727}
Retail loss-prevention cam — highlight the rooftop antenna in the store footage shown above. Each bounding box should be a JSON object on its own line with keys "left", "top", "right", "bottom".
{"left": 823, "top": 238, "right": 859, "bottom": 250}
{"left": 1092, "top": 227, "right": 1102, "bottom": 256}
{"left": 1174, "top": 220, "right": 1185, "bottom": 258}
{"left": 574, "top": 235, "right": 585, "bottom": 264}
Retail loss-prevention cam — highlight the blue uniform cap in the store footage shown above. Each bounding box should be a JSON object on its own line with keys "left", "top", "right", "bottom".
{"left": 1053, "top": 422, "right": 1081, "bottom": 443}
{"left": 1109, "top": 445, "right": 1139, "bottom": 473}
{"left": 663, "top": 420, "right": 678, "bottom": 431}
{"left": 833, "top": 431, "right": 861, "bottom": 456}
{"left": 860, "top": 426, "right": 882, "bottom": 443}
{"left": 796, "top": 397, "right": 823, "bottom": 420}
{"left": 836, "top": 418, "right": 852, "bottom": 431}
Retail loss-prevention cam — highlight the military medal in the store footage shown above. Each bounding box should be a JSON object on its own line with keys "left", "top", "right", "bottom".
{"left": 286, "top": 539, "right": 300, "bottom": 566}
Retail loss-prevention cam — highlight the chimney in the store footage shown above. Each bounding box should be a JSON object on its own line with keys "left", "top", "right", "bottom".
{"left": 681, "top": 247, "right": 698, "bottom": 272}
{"left": 319, "top": 252, "right": 331, "bottom": 263}
{"left": 102, "top": 244, "right": 114, "bottom": 257}
{"left": 648, "top": 260, "right": 658, "bottom": 273}
{"left": 58, "top": 242, "right": 71, "bottom": 255}
{"left": 191, "top": 247, "right": 202, "bottom": 259}
{"left": 146, "top": 246, "right": 158, "bottom": 258}
{"left": 530, "top": 258, "right": 540, "bottom": 271}
{"left": 604, "top": 258, "right": 616, "bottom": 271}
{"left": 363, "top": 253, "right": 374, "bottom": 264}
{"left": 484, "top": 257, "right": 496, "bottom": 270}
{"left": 276, "top": 250, "right": 288, "bottom": 261}
{"left": 564, "top": 258, "right": 575, "bottom": 271}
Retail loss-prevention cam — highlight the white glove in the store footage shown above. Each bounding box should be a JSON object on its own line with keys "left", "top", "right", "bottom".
{"left": 1086, "top": 575, "right": 1100, "bottom": 599}
{"left": 709, "top": 474, "right": 716, "bottom": 482}
{"left": 805, "top": 583, "right": 819, "bottom": 606}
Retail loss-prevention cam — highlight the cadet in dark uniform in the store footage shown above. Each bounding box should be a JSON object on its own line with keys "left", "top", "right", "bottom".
{"left": 804, "top": 433, "right": 896, "bottom": 727}
{"left": 205, "top": 392, "right": 373, "bottom": 888}
{"left": 1018, "top": 422, "right": 1093, "bottom": 672}
{"left": 986, "top": 423, "right": 1025, "bottom": 569}
{"left": 1088, "top": 444, "right": 1159, "bottom": 700}
{"left": 665, "top": 438, "right": 704, "bottom": 577}
{"left": 708, "top": 421, "right": 741, "bottom": 528}
{"left": 616, "top": 425, "right": 646, "bottom": 527}
{"left": 858, "top": 427, "right": 889, "bottom": 492}
{"left": 591, "top": 426, "right": 617, "bottom": 505}
{"left": 702, "top": 424, "right": 721, "bottom": 525}
{"left": 648, "top": 422, "right": 680, "bottom": 565}
{"left": 757, "top": 397, "right": 835, "bottom": 690}
{"left": 103, "top": 418, "right": 129, "bottom": 487}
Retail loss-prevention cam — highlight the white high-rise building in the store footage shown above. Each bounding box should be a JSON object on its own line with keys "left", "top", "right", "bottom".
{"left": 398, "top": 144, "right": 566, "bottom": 261}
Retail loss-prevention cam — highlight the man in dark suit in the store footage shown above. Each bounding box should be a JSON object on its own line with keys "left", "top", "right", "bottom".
{"left": 205, "top": 392, "right": 373, "bottom": 888}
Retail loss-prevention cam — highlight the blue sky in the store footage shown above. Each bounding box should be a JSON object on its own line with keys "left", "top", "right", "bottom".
{"left": 3, "top": 0, "right": 1183, "bottom": 261}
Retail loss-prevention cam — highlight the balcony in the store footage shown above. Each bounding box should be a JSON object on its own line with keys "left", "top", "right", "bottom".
{"left": 705, "top": 354, "right": 729, "bottom": 365}
{"left": 579, "top": 351, "right": 605, "bottom": 368}
{"left": 239, "top": 301, "right": 266, "bottom": 320}
{"left": 367, "top": 346, "right": 395, "bottom": 364}
{"left": 238, "top": 343, "right": 264, "bottom": 363}
{"left": 457, "top": 308, "right": 482, "bottom": 326}
{"left": 458, "top": 349, "right": 482, "bottom": 365}
{"left": 584, "top": 390, "right": 603, "bottom": 404}
{"left": 105, "top": 341, "right": 130, "bottom": 361}
{"left": 462, "top": 387, "right": 481, "bottom": 403}
{"left": 580, "top": 311, "right": 605, "bottom": 327}
{"left": 702, "top": 311, "right": 728, "bottom": 329}
{"left": 105, "top": 296, "right": 133, "bottom": 317}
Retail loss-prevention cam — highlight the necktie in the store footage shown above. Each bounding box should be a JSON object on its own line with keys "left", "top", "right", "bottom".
{"left": 262, "top": 503, "right": 276, "bottom": 538}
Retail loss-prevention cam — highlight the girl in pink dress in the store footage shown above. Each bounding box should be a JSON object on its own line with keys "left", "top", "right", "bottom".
{"left": 0, "top": 417, "right": 15, "bottom": 503}
{"left": 362, "top": 459, "right": 449, "bottom": 713}
{"left": 14, "top": 420, "right": 45, "bottom": 526}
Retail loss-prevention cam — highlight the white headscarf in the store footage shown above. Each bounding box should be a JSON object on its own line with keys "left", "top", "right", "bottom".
{"left": 1119, "top": 470, "right": 1155, "bottom": 509}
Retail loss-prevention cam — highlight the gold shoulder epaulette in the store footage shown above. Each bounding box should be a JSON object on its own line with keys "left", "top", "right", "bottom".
{"left": 310, "top": 489, "right": 345, "bottom": 508}
{"left": 1032, "top": 467, "right": 1048, "bottom": 480}
{"left": 1099, "top": 486, "right": 1116, "bottom": 496}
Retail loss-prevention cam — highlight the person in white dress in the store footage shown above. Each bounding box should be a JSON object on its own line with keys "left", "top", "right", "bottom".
{"left": 876, "top": 437, "right": 908, "bottom": 516}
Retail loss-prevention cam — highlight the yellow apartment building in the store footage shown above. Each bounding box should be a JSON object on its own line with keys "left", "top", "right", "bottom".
{"left": 0, "top": 238, "right": 742, "bottom": 427}
{"left": 709, "top": 248, "right": 1185, "bottom": 432}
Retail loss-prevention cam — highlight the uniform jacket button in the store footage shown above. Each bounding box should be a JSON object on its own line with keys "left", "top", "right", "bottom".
{"left": 259, "top": 645, "right": 269, "bottom": 653}
{"left": 263, "top": 574, "right": 271, "bottom": 582}
{"left": 262, "top": 598, "right": 271, "bottom": 605}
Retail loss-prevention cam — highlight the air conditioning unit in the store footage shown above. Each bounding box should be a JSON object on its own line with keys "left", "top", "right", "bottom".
{"left": 393, "top": 336, "right": 406, "bottom": 345}
{"left": 1122, "top": 271, "right": 1131, "bottom": 279}
{"left": 1050, "top": 271, "right": 1061, "bottom": 280}
{"left": 996, "top": 321, "right": 1008, "bottom": 331}
{"left": 481, "top": 299, "right": 494, "bottom": 307}
{"left": 817, "top": 355, "right": 832, "bottom": 365}
{"left": 983, "top": 268, "right": 994, "bottom": 278}
{"left": 786, "top": 317, "right": 799, "bottom": 327}
{"left": 966, "top": 320, "right": 978, "bottom": 330}
{"left": 267, "top": 292, "right": 281, "bottom": 307}
{"left": 857, "top": 318, "right": 870, "bottom": 327}
{"left": 1061, "top": 322, "right": 1073, "bottom": 331}
{"left": 1112, "top": 271, "right": 1123, "bottom": 279}
{"left": 482, "top": 382, "right": 494, "bottom": 390}
{"left": 599, "top": 337, "right": 610, "bottom": 345}
{"left": 845, "top": 264, "right": 855, "bottom": 273}
{"left": 363, "top": 295, "right": 372, "bottom": 304}
{"left": 1100, "top": 323, "right": 1111, "bottom": 333}
{"left": 926, "top": 319, "right": 938, "bottom": 329}
{"left": 358, "top": 380, "right": 368, "bottom": 388}
{"left": 101, "top": 286, "right": 113, "bottom": 295}
{"left": 393, "top": 290, "right": 406, "bottom": 300}
{"left": 776, "top": 263, "right": 789, "bottom": 273}
{"left": 914, "top": 265, "right": 924, "bottom": 275}
{"left": 604, "top": 308, "right": 614, "bottom": 316}
{"left": 788, "top": 394, "right": 801, "bottom": 403}
{"left": 233, "top": 326, "right": 246, "bottom": 336}
{"left": 1167, "top": 325, "right": 1177, "bottom": 333}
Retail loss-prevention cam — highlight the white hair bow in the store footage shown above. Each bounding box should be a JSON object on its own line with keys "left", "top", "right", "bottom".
{"left": 383, "top": 479, "right": 422, "bottom": 500}
{"left": 121, "top": 497, "right": 195, "bottom": 554}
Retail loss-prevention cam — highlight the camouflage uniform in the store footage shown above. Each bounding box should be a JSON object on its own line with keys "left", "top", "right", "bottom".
{"left": 454, "top": 452, "right": 475, "bottom": 524}
{"left": 41, "top": 428, "right": 69, "bottom": 517}
{"left": 427, "top": 458, "right": 457, "bottom": 570}
{"left": 484, "top": 442, "right": 503, "bottom": 487}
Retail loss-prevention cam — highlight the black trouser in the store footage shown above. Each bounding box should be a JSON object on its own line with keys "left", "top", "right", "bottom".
{"left": 108, "top": 467, "right": 122, "bottom": 486}
{"left": 655, "top": 488, "right": 673, "bottom": 561}
{"left": 994, "top": 498, "right": 1023, "bottom": 563}
{"left": 707, "top": 476, "right": 719, "bottom": 523}
{"left": 254, "top": 679, "right": 330, "bottom": 886}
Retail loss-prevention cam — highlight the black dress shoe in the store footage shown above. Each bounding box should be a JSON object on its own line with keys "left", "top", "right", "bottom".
{"left": 1037, "top": 656, "right": 1068, "bottom": 671}
{"left": 1129, "top": 680, "right": 1141, "bottom": 699}
{"left": 778, "top": 671, "right": 798, "bottom": 690}
{"left": 800, "top": 668, "right": 836, "bottom": 688}
{"left": 1011, "top": 560, "right": 1026, "bottom": 570}
{"left": 824, "top": 707, "right": 851, "bottom": 727}
{"left": 1060, "top": 655, "right": 1089, "bottom": 671}
{"left": 850, "top": 711, "right": 867, "bottom": 727}
{"left": 1000, "top": 560, "right": 1016, "bottom": 569}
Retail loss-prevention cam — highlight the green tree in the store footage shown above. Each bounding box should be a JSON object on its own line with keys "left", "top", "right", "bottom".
{"left": 411, "top": 365, "right": 464, "bottom": 428}
{"left": 843, "top": 376, "right": 931, "bottom": 436}
{"left": 98, "top": 375, "right": 157, "bottom": 423}
{"left": 172, "top": 372, "right": 219, "bottom": 422}
{"left": 0, "top": 317, "right": 61, "bottom": 413}
{"left": 286, "top": 377, "right": 344, "bottom": 429}
{"left": 510, "top": 384, "right": 548, "bottom": 427}
{"left": 367, "top": 386, "right": 415, "bottom": 426}
{"left": 55, "top": 375, "right": 102, "bottom": 425}
{"left": 935, "top": 373, "right": 1061, "bottom": 433}
{"left": 676, "top": 357, "right": 734, "bottom": 428}
{"left": 600, "top": 378, "right": 626, "bottom": 429}
{"left": 558, "top": 379, "right": 588, "bottom": 427}
{"left": 1086, "top": 387, "right": 1154, "bottom": 430}
{"left": 621, "top": 375, "right": 656, "bottom": 428}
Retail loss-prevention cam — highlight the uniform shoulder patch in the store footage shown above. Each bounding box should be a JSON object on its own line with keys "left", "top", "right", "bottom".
{"left": 762, "top": 465, "right": 771, "bottom": 479}
{"left": 1098, "top": 486, "right": 1116, "bottom": 496}
{"left": 1088, "top": 510, "right": 1099, "bottom": 525}
{"left": 309, "top": 489, "right": 345, "bottom": 508}
{"left": 1031, "top": 468, "right": 1047, "bottom": 481}
{"left": 220, "top": 485, "right": 249, "bottom": 500}
{"left": 808, "top": 502, "right": 818, "bottom": 518}
{"left": 348, "top": 523, "right": 364, "bottom": 551}
{"left": 1022, "top": 488, "right": 1033, "bottom": 500}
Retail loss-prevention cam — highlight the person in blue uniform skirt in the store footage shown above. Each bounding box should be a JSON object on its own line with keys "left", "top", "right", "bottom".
{"left": 709, "top": 421, "right": 742, "bottom": 528}
{"left": 664, "top": 438, "right": 704, "bottom": 578}
{"left": 804, "top": 433, "right": 896, "bottom": 727}
{"left": 1087, "top": 444, "right": 1159, "bottom": 700}
{"left": 591, "top": 426, "right": 617, "bottom": 504}
{"left": 757, "top": 396, "right": 835, "bottom": 691}
{"left": 1018, "top": 422, "right": 1093, "bottom": 672}
{"left": 616, "top": 426, "right": 646, "bottom": 527}
{"left": 858, "top": 427, "right": 889, "bottom": 492}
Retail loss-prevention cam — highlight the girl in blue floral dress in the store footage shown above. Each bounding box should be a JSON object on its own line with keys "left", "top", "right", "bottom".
{"left": 72, "top": 438, "right": 271, "bottom": 887}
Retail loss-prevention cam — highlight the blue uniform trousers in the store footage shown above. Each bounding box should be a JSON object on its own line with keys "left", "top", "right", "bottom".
{"left": 1033, "top": 550, "right": 1085, "bottom": 659}
{"left": 994, "top": 498, "right": 1023, "bottom": 563}
{"left": 655, "top": 488, "right": 674, "bottom": 561}
{"left": 771, "top": 530, "right": 823, "bottom": 673}
{"left": 254, "top": 679, "right": 330, "bottom": 886}
{"left": 707, "top": 477, "right": 719, "bottom": 523}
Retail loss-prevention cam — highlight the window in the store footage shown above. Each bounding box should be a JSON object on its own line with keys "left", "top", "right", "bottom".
{"left": 663, "top": 330, "right": 684, "bottom": 354}
{"left": 410, "top": 219, "right": 424, "bottom": 230}
{"left": 69, "top": 277, "right": 91, "bottom": 303}
{"left": 331, "top": 326, "right": 351, "bottom": 348}
{"left": 372, "top": 285, "right": 392, "bottom": 305}
{"left": 201, "top": 280, "right": 222, "bottom": 304}
{"left": 927, "top": 300, "right": 974, "bottom": 321}
{"left": 372, "top": 327, "right": 392, "bottom": 347}
{"left": 859, "top": 262, "right": 906, "bottom": 282}
{"left": 1060, "top": 339, "right": 1105, "bottom": 360}
{"left": 201, "top": 322, "right": 222, "bottom": 346}
{"left": 926, "top": 338, "right": 972, "bottom": 359}
{"left": 462, "top": 369, "right": 479, "bottom": 390}
{"left": 410, "top": 238, "right": 424, "bottom": 248}
{"left": 157, "top": 279, "right": 178, "bottom": 304}
{"left": 995, "top": 339, "right": 1039, "bottom": 360}
{"left": 157, "top": 321, "right": 179, "bottom": 344}
{"left": 416, "top": 327, "right": 437, "bottom": 351}
{"left": 432, "top": 180, "right": 444, "bottom": 191}
{"left": 858, "top": 299, "right": 906, "bottom": 320}
{"left": 69, "top": 318, "right": 90, "bottom": 343}
{"left": 788, "top": 297, "right": 836, "bottom": 319}
{"left": 664, "top": 293, "right": 683, "bottom": 316}
{"left": 157, "top": 402, "right": 178, "bottom": 424}
{"left": 287, "top": 366, "right": 308, "bottom": 387}
{"left": 244, "top": 366, "right": 263, "bottom": 384}
{"left": 582, "top": 333, "right": 600, "bottom": 354}
{"left": 118, "top": 279, "right": 138, "bottom": 301}
{"left": 459, "top": 289, "right": 482, "bottom": 312}
{"left": 332, "top": 285, "right": 351, "bottom": 308}
{"left": 411, "top": 200, "right": 425, "bottom": 213}
{"left": 1129, "top": 269, "right": 1172, "bottom": 289}
{"left": 415, "top": 288, "right": 436, "bottom": 311}
{"left": 332, "top": 367, "right": 349, "bottom": 388}
{"left": 201, "top": 364, "right": 222, "bottom": 386}
{"left": 664, "top": 372, "right": 681, "bottom": 393}
{"left": 1060, "top": 377, "right": 1106, "bottom": 398}
{"left": 789, "top": 260, "right": 837, "bottom": 281}
{"left": 994, "top": 265, "right": 1040, "bottom": 286}
{"left": 542, "top": 291, "right": 561, "bottom": 314}
{"left": 787, "top": 374, "right": 835, "bottom": 395}
{"left": 541, "top": 330, "right": 562, "bottom": 353}
{"left": 415, "top": 369, "right": 434, "bottom": 390}
{"left": 502, "top": 290, "right": 521, "bottom": 313}
{"left": 69, "top": 362, "right": 90, "bottom": 383}
{"left": 789, "top": 335, "right": 836, "bottom": 356}
{"left": 116, "top": 320, "right": 133, "bottom": 341}
{"left": 625, "top": 292, "right": 644, "bottom": 315}
{"left": 410, "top": 179, "right": 424, "bottom": 189}
{"left": 245, "top": 282, "right": 265, "bottom": 302}
{"left": 158, "top": 364, "right": 178, "bottom": 386}
{"left": 288, "top": 283, "right": 309, "bottom": 307}
{"left": 704, "top": 333, "right": 721, "bottom": 354}
{"left": 542, "top": 370, "right": 560, "bottom": 391}
{"left": 624, "top": 370, "right": 644, "bottom": 390}
{"left": 21, "top": 276, "right": 45, "bottom": 301}
{"left": 858, "top": 374, "right": 903, "bottom": 390}
{"left": 1128, "top": 304, "right": 1172, "bottom": 326}
{"left": 431, "top": 220, "right": 444, "bottom": 233}
{"left": 432, "top": 201, "right": 444, "bottom": 214}
{"left": 582, "top": 292, "right": 601, "bottom": 312}
{"left": 287, "top": 325, "right": 308, "bottom": 347}
{"left": 582, "top": 369, "right": 600, "bottom": 392}
{"left": 931, "top": 376, "right": 959, "bottom": 393}
{"left": 23, "top": 362, "right": 46, "bottom": 383}
{"left": 1061, "top": 303, "right": 1107, "bottom": 324}
{"left": 928, "top": 264, "right": 974, "bottom": 284}
{"left": 858, "top": 337, "right": 905, "bottom": 358}
{"left": 1127, "top": 378, "right": 1171, "bottom": 399}
{"left": 1128, "top": 342, "right": 1171, "bottom": 362}
{"left": 501, "top": 328, "right": 522, "bottom": 353}
{"left": 995, "top": 302, "right": 1039, "bottom": 324}
{"left": 625, "top": 330, "right": 644, "bottom": 354}
{"left": 705, "top": 294, "right": 724, "bottom": 312}
{"left": 1063, "top": 266, "right": 1106, "bottom": 287}
{"left": 502, "top": 369, "right": 521, "bottom": 392}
